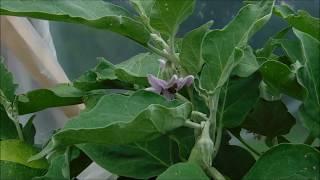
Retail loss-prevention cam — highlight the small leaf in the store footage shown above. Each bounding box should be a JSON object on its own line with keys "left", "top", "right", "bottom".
{"left": 115, "top": 53, "right": 161, "bottom": 86}
{"left": 35, "top": 91, "right": 192, "bottom": 157}
{"left": 150, "top": 0, "right": 195, "bottom": 37}
{"left": 275, "top": 4, "right": 320, "bottom": 40}
{"left": 156, "top": 162, "right": 209, "bottom": 180}
{"left": 244, "top": 144, "right": 320, "bottom": 180}
{"left": 22, "top": 115, "right": 36, "bottom": 145}
{"left": 293, "top": 29, "right": 320, "bottom": 137}
{"left": 232, "top": 46, "right": 259, "bottom": 77}
{"left": 17, "top": 84, "right": 85, "bottom": 115}
{"left": 180, "top": 21, "right": 213, "bottom": 75}
{"left": 200, "top": 0, "right": 275, "bottom": 93}
{"left": 260, "top": 60, "right": 307, "bottom": 100}
{"left": 220, "top": 74, "right": 261, "bottom": 128}
{"left": 242, "top": 99, "right": 296, "bottom": 138}
{"left": 0, "top": 0, "right": 150, "bottom": 45}
{"left": 0, "top": 59, "right": 17, "bottom": 102}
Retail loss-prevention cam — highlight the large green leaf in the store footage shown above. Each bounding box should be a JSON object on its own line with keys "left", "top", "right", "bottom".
{"left": 150, "top": 0, "right": 195, "bottom": 37}
{"left": 33, "top": 91, "right": 192, "bottom": 159}
{"left": 275, "top": 4, "right": 320, "bottom": 40}
{"left": 219, "top": 74, "right": 261, "bottom": 128}
{"left": 0, "top": 0, "right": 150, "bottom": 45}
{"left": 213, "top": 145, "right": 255, "bottom": 180}
{"left": 130, "top": 0, "right": 155, "bottom": 17}
{"left": 0, "top": 140, "right": 48, "bottom": 179}
{"left": 200, "top": 0, "right": 274, "bottom": 93}
{"left": 293, "top": 29, "right": 320, "bottom": 137}
{"left": 0, "top": 161, "right": 46, "bottom": 180}
{"left": 78, "top": 135, "right": 181, "bottom": 179}
{"left": 17, "top": 84, "right": 85, "bottom": 115}
{"left": 242, "top": 100, "right": 296, "bottom": 138}
{"left": 244, "top": 144, "right": 320, "bottom": 180}
{"left": 0, "top": 140, "right": 48, "bottom": 169}
{"left": 115, "top": 53, "right": 161, "bottom": 86}
{"left": 0, "top": 59, "right": 17, "bottom": 102}
{"left": 157, "top": 162, "right": 209, "bottom": 180}
{"left": 180, "top": 21, "right": 213, "bottom": 75}
{"left": 260, "top": 60, "right": 306, "bottom": 100}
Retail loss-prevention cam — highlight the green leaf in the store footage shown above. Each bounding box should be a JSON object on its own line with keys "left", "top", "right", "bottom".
{"left": 0, "top": 140, "right": 48, "bottom": 169}
{"left": 130, "top": 0, "right": 155, "bottom": 17}
{"left": 157, "top": 162, "right": 209, "bottom": 180}
{"left": 244, "top": 144, "right": 320, "bottom": 180}
{"left": 242, "top": 99, "right": 296, "bottom": 138}
{"left": 232, "top": 46, "right": 259, "bottom": 77}
{"left": 256, "top": 27, "right": 290, "bottom": 59}
{"left": 73, "top": 58, "right": 128, "bottom": 91}
{"left": 78, "top": 134, "right": 181, "bottom": 179}
{"left": 0, "top": 105, "right": 18, "bottom": 140}
{"left": 200, "top": 0, "right": 275, "bottom": 93}
{"left": 293, "top": 29, "right": 320, "bottom": 137}
{"left": 213, "top": 145, "right": 255, "bottom": 179}
{"left": 34, "top": 154, "right": 67, "bottom": 180}
{"left": 0, "top": 0, "right": 150, "bottom": 45}
{"left": 115, "top": 53, "right": 161, "bottom": 86}
{"left": 180, "top": 21, "right": 213, "bottom": 75}
{"left": 260, "top": 60, "right": 307, "bottom": 100}
{"left": 22, "top": 115, "right": 36, "bottom": 145}
{"left": 220, "top": 74, "right": 261, "bottom": 128}
{"left": 17, "top": 84, "right": 84, "bottom": 115}
{"left": 275, "top": 4, "right": 320, "bottom": 40}
{"left": 34, "top": 91, "right": 192, "bottom": 158}
{"left": 75, "top": 55, "right": 160, "bottom": 90}
{"left": 0, "top": 59, "right": 17, "bottom": 102}
{"left": 0, "top": 161, "right": 46, "bottom": 180}
{"left": 150, "top": 0, "right": 195, "bottom": 37}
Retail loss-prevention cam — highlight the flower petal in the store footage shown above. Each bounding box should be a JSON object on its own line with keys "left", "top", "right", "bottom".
{"left": 145, "top": 87, "right": 161, "bottom": 94}
{"left": 166, "top": 74, "right": 178, "bottom": 89}
{"left": 147, "top": 74, "right": 166, "bottom": 91}
{"left": 177, "top": 75, "right": 194, "bottom": 90}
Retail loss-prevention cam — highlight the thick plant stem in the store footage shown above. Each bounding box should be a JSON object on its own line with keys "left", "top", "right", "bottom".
{"left": 304, "top": 133, "right": 316, "bottom": 145}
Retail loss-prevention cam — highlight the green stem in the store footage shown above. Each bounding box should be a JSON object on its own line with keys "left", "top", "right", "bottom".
{"left": 304, "top": 133, "right": 316, "bottom": 145}
{"left": 184, "top": 120, "right": 202, "bottom": 129}
{"left": 14, "top": 119, "right": 24, "bottom": 141}
{"left": 232, "top": 133, "right": 261, "bottom": 156}
{"left": 63, "top": 146, "right": 71, "bottom": 179}
{"left": 204, "top": 166, "right": 226, "bottom": 180}
{"left": 212, "top": 125, "right": 223, "bottom": 159}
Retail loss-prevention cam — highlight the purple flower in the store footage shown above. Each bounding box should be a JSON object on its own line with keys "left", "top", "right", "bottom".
{"left": 146, "top": 74, "right": 194, "bottom": 100}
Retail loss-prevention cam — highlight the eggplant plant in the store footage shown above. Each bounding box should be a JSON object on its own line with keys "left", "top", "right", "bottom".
{"left": 0, "top": 0, "right": 319, "bottom": 179}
